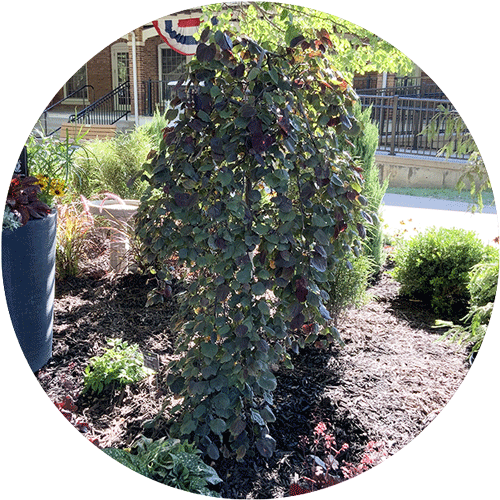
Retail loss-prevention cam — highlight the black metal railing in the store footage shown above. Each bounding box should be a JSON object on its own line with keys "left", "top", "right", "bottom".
{"left": 358, "top": 94, "right": 464, "bottom": 158}
{"left": 139, "top": 78, "right": 461, "bottom": 159}
{"left": 69, "top": 81, "right": 131, "bottom": 125}
{"left": 141, "top": 79, "right": 187, "bottom": 116}
{"left": 358, "top": 83, "right": 446, "bottom": 100}
{"left": 42, "top": 84, "right": 95, "bottom": 135}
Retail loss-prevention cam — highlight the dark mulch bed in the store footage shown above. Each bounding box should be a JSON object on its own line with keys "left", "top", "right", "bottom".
{"left": 35, "top": 258, "right": 471, "bottom": 498}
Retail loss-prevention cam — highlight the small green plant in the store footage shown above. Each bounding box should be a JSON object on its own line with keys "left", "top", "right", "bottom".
{"left": 83, "top": 338, "right": 154, "bottom": 394}
{"left": 392, "top": 227, "right": 487, "bottom": 319}
{"left": 103, "top": 436, "right": 222, "bottom": 496}
{"left": 468, "top": 247, "right": 499, "bottom": 308}
{"left": 2, "top": 207, "right": 22, "bottom": 231}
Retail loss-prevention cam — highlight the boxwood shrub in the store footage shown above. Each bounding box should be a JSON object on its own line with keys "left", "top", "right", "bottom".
{"left": 392, "top": 227, "right": 487, "bottom": 319}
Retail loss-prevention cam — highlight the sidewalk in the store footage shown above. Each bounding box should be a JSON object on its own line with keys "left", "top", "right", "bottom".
{"left": 381, "top": 194, "right": 499, "bottom": 245}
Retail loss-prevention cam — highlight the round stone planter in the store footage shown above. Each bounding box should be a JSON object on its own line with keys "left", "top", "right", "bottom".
{"left": 2, "top": 211, "right": 57, "bottom": 372}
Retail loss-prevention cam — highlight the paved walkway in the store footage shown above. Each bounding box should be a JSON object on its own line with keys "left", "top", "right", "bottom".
{"left": 381, "top": 194, "right": 499, "bottom": 245}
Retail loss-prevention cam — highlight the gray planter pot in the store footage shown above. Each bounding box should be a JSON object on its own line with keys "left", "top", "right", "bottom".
{"left": 2, "top": 211, "right": 57, "bottom": 372}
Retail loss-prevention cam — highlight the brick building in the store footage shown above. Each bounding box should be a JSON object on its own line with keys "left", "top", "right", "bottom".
{"left": 47, "top": 10, "right": 201, "bottom": 125}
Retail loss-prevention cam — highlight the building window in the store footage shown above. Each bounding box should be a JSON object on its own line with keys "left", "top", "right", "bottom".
{"left": 160, "top": 47, "right": 187, "bottom": 82}
{"left": 65, "top": 65, "right": 88, "bottom": 100}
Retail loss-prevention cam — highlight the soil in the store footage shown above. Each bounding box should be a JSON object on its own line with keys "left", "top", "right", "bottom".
{"left": 35, "top": 254, "right": 471, "bottom": 499}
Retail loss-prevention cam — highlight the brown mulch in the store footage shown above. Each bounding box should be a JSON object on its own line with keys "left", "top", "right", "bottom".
{"left": 35, "top": 257, "right": 471, "bottom": 498}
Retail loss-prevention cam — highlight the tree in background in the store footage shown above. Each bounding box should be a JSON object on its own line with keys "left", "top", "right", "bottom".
{"left": 200, "top": 2, "right": 414, "bottom": 79}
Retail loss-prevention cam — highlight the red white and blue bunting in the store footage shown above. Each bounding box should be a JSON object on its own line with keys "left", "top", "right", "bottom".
{"left": 153, "top": 18, "right": 200, "bottom": 56}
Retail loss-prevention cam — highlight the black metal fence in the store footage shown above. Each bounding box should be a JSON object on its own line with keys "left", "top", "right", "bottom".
{"left": 354, "top": 76, "right": 446, "bottom": 99}
{"left": 358, "top": 83, "right": 446, "bottom": 100}
{"left": 69, "top": 81, "right": 131, "bottom": 125}
{"left": 137, "top": 79, "right": 463, "bottom": 159}
{"left": 358, "top": 94, "right": 464, "bottom": 158}
{"left": 141, "top": 80, "right": 183, "bottom": 116}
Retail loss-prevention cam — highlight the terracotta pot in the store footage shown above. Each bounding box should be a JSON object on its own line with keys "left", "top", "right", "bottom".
{"left": 2, "top": 210, "right": 57, "bottom": 372}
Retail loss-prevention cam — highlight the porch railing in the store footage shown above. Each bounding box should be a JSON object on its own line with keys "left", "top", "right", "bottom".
{"left": 69, "top": 81, "right": 131, "bottom": 125}
{"left": 358, "top": 94, "right": 464, "bottom": 159}
{"left": 140, "top": 79, "right": 186, "bottom": 116}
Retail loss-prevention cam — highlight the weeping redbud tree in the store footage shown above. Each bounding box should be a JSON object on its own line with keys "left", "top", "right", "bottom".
{"left": 135, "top": 27, "right": 373, "bottom": 462}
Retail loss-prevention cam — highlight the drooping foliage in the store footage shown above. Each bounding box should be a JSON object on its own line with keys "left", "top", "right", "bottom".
{"left": 136, "top": 26, "right": 374, "bottom": 461}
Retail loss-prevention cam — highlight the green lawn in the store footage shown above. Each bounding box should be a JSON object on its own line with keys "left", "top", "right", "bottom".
{"left": 385, "top": 187, "right": 496, "bottom": 207}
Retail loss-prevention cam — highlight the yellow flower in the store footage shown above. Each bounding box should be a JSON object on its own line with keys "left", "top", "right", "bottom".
{"left": 35, "top": 174, "right": 49, "bottom": 190}
{"left": 49, "top": 178, "right": 66, "bottom": 197}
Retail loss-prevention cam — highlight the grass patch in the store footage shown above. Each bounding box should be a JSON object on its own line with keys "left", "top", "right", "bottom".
{"left": 386, "top": 187, "right": 496, "bottom": 207}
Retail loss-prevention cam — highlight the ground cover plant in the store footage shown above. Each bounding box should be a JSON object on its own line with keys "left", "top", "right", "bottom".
{"left": 83, "top": 338, "right": 154, "bottom": 395}
{"left": 103, "top": 436, "right": 222, "bottom": 496}
{"left": 136, "top": 25, "right": 375, "bottom": 462}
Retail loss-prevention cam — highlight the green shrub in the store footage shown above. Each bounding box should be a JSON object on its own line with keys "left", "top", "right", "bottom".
{"left": 83, "top": 338, "right": 154, "bottom": 394}
{"left": 103, "top": 436, "right": 222, "bottom": 496}
{"left": 392, "top": 227, "right": 487, "bottom": 318}
{"left": 328, "top": 254, "right": 372, "bottom": 328}
{"left": 437, "top": 248, "right": 498, "bottom": 353}
{"left": 340, "top": 103, "right": 387, "bottom": 274}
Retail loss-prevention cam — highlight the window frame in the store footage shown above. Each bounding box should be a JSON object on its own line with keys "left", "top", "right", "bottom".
{"left": 63, "top": 64, "right": 90, "bottom": 105}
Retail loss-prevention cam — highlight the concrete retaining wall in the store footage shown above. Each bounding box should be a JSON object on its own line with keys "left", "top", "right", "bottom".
{"left": 375, "top": 154, "right": 469, "bottom": 189}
